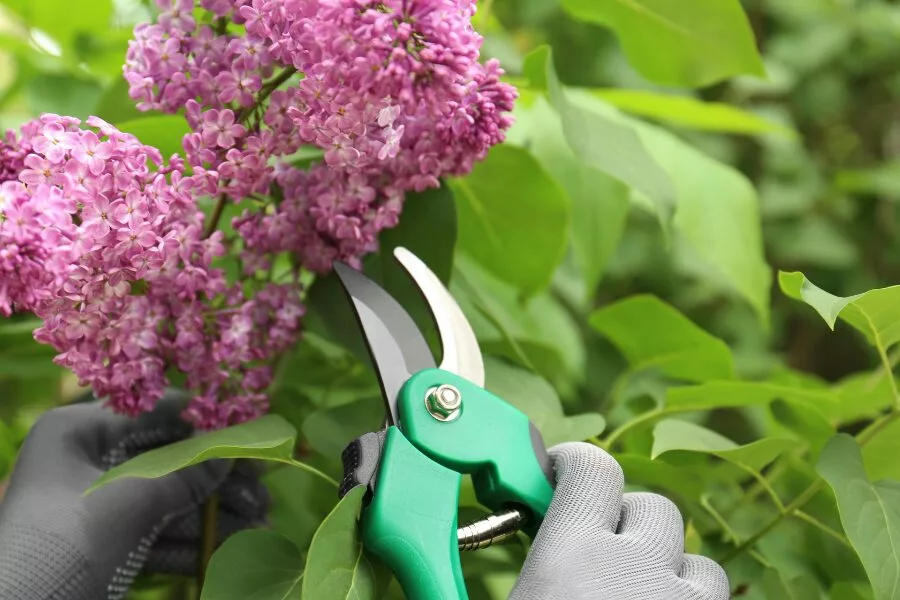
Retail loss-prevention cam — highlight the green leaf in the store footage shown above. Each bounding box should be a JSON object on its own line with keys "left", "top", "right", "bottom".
{"left": 484, "top": 358, "right": 605, "bottom": 446}
{"left": 307, "top": 186, "right": 457, "bottom": 363}
{"left": 451, "top": 253, "right": 585, "bottom": 393}
{"left": 450, "top": 145, "right": 570, "bottom": 295}
{"left": 26, "top": 74, "right": 103, "bottom": 120}
{"left": 536, "top": 74, "right": 771, "bottom": 322}
{"left": 817, "top": 434, "right": 900, "bottom": 600}
{"left": 365, "top": 185, "right": 457, "bottom": 338}
{"left": 301, "top": 486, "right": 388, "bottom": 600}
{"left": 652, "top": 419, "right": 799, "bottom": 472}
{"left": 560, "top": 0, "right": 765, "bottom": 87}
{"left": 20, "top": 0, "right": 113, "bottom": 50}
{"left": 116, "top": 115, "right": 191, "bottom": 159}
{"left": 590, "top": 295, "right": 734, "bottom": 383}
{"left": 301, "top": 399, "right": 385, "bottom": 459}
{"left": 591, "top": 89, "right": 793, "bottom": 137}
{"left": 264, "top": 466, "right": 340, "bottom": 552}
{"left": 615, "top": 453, "right": 705, "bottom": 502}
{"left": 836, "top": 162, "right": 900, "bottom": 201}
{"left": 764, "top": 568, "right": 826, "bottom": 599}
{"left": 87, "top": 415, "right": 316, "bottom": 494}
{"left": 200, "top": 530, "right": 303, "bottom": 600}
{"left": 508, "top": 94, "right": 629, "bottom": 299}
{"left": 779, "top": 272, "right": 900, "bottom": 350}
{"left": 612, "top": 100, "right": 771, "bottom": 323}
{"left": 667, "top": 381, "right": 839, "bottom": 411}
{"left": 0, "top": 420, "right": 16, "bottom": 481}
{"left": 524, "top": 47, "right": 676, "bottom": 228}
{"left": 862, "top": 419, "right": 900, "bottom": 483}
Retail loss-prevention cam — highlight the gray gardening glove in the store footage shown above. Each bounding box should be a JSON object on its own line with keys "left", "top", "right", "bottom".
{"left": 511, "top": 443, "right": 730, "bottom": 600}
{"left": 0, "top": 394, "right": 268, "bottom": 600}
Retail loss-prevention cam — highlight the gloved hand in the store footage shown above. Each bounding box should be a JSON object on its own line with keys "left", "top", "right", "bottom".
{"left": 511, "top": 443, "right": 730, "bottom": 600}
{"left": 0, "top": 393, "right": 269, "bottom": 600}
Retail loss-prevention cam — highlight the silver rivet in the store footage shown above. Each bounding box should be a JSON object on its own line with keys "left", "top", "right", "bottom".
{"left": 426, "top": 384, "right": 462, "bottom": 421}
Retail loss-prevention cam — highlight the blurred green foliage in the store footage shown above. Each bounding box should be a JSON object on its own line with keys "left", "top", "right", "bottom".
{"left": 2, "top": 0, "right": 900, "bottom": 599}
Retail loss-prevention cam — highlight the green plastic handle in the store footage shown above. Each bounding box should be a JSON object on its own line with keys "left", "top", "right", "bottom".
{"left": 362, "top": 426, "right": 467, "bottom": 600}
{"left": 398, "top": 369, "right": 555, "bottom": 527}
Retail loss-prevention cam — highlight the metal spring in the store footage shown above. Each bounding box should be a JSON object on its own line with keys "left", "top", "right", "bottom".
{"left": 457, "top": 508, "right": 525, "bottom": 551}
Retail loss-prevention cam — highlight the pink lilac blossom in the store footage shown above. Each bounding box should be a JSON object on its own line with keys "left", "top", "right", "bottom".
{"left": 124, "top": 0, "right": 516, "bottom": 272}
{"left": 0, "top": 131, "right": 26, "bottom": 183}
{"left": 0, "top": 116, "right": 303, "bottom": 428}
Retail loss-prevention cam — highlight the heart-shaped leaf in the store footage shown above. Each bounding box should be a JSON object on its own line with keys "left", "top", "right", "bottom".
{"left": 200, "top": 530, "right": 303, "bottom": 600}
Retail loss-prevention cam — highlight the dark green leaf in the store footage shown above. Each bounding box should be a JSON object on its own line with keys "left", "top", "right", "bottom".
{"left": 116, "top": 115, "right": 191, "bottom": 159}
{"left": 301, "top": 486, "right": 389, "bottom": 600}
{"left": 450, "top": 144, "right": 570, "bottom": 296}
{"left": 590, "top": 295, "right": 734, "bottom": 383}
{"left": 87, "top": 415, "right": 322, "bottom": 494}
{"left": 560, "top": 0, "right": 765, "bottom": 87}
{"left": 301, "top": 399, "right": 384, "bottom": 459}
{"left": 817, "top": 434, "right": 900, "bottom": 600}
{"left": 200, "top": 530, "right": 303, "bottom": 600}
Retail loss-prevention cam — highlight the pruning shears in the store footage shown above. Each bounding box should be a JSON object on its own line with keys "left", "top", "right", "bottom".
{"left": 334, "top": 248, "right": 555, "bottom": 600}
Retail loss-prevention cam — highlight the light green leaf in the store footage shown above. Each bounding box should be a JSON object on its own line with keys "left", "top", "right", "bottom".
{"left": 116, "top": 115, "right": 191, "bottom": 159}
{"left": 779, "top": 272, "right": 900, "bottom": 350}
{"left": 863, "top": 419, "right": 900, "bottom": 483}
{"left": 508, "top": 94, "right": 630, "bottom": 299}
{"left": 590, "top": 295, "right": 734, "bottom": 383}
{"left": 87, "top": 415, "right": 333, "bottom": 494}
{"left": 484, "top": 358, "right": 605, "bottom": 446}
{"left": 684, "top": 520, "right": 703, "bottom": 556}
{"left": 764, "top": 568, "right": 826, "bottom": 599}
{"left": 817, "top": 434, "right": 900, "bottom": 600}
{"left": 524, "top": 47, "right": 676, "bottom": 228}
{"left": 560, "top": 0, "right": 765, "bottom": 87}
{"left": 0, "top": 318, "right": 41, "bottom": 337}
{"left": 610, "top": 101, "right": 771, "bottom": 323}
{"left": 26, "top": 74, "right": 103, "bottom": 120}
{"left": 592, "top": 89, "right": 792, "bottom": 136}
{"left": 652, "top": 419, "right": 799, "bottom": 472}
{"left": 23, "top": 0, "right": 113, "bottom": 49}
{"left": 836, "top": 162, "right": 900, "bottom": 201}
{"left": 830, "top": 581, "right": 876, "bottom": 600}
{"left": 450, "top": 145, "right": 570, "bottom": 295}
{"left": 200, "top": 530, "right": 303, "bottom": 600}
{"left": 301, "top": 487, "right": 388, "bottom": 600}
{"left": 667, "top": 380, "right": 839, "bottom": 411}
{"left": 616, "top": 454, "right": 705, "bottom": 502}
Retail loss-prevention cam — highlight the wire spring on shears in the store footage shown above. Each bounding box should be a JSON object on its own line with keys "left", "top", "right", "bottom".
{"left": 457, "top": 508, "right": 526, "bottom": 551}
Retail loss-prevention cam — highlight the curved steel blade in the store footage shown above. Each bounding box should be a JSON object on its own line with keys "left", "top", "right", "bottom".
{"left": 333, "top": 263, "right": 435, "bottom": 425}
{"left": 393, "top": 247, "right": 485, "bottom": 388}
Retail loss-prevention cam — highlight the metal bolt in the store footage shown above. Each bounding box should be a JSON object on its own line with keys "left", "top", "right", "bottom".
{"left": 426, "top": 384, "right": 462, "bottom": 422}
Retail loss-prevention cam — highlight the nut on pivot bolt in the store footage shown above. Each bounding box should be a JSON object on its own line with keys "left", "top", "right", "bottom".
{"left": 426, "top": 384, "right": 462, "bottom": 422}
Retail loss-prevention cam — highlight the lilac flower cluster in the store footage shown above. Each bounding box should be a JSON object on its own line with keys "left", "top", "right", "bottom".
{"left": 0, "top": 116, "right": 302, "bottom": 428}
{"left": 124, "top": 0, "right": 517, "bottom": 271}
{"left": 1, "top": 0, "right": 513, "bottom": 427}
